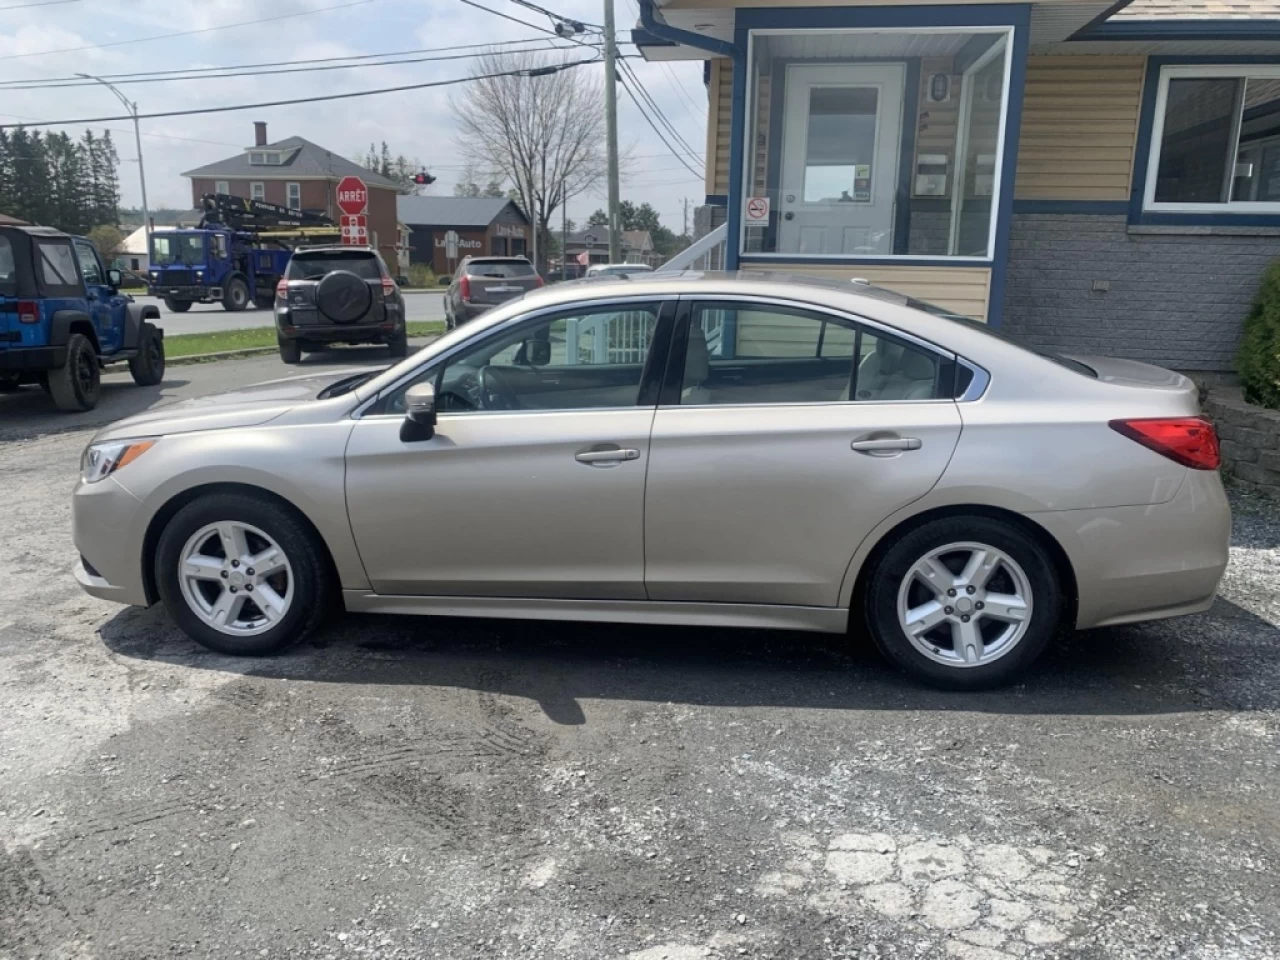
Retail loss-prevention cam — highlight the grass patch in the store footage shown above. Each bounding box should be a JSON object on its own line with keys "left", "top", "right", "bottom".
{"left": 163, "top": 321, "right": 445, "bottom": 359}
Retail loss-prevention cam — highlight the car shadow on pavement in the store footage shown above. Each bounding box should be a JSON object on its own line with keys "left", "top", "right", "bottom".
{"left": 0, "top": 378, "right": 191, "bottom": 442}
{"left": 98, "top": 595, "right": 1280, "bottom": 724}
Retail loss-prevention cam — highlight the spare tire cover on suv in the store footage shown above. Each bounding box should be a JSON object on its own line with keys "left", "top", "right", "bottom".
{"left": 316, "top": 270, "right": 372, "bottom": 323}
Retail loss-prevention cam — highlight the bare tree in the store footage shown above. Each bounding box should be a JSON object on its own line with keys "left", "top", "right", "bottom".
{"left": 452, "top": 50, "right": 607, "bottom": 270}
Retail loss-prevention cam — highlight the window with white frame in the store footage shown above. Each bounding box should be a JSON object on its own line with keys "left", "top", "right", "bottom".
{"left": 286, "top": 182, "right": 301, "bottom": 210}
{"left": 741, "top": 27, "right": 1012, "bottom": 260}
{"left": 215, "top": 180, "right": 229, "bottom": 195}
{"left": 1145, "top": 65, "right": 1280, "bottom": 212}
{"left": 250, "top": 182, "right": 265, "bottom": 201}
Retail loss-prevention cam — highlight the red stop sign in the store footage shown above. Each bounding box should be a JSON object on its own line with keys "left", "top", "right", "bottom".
{"left": 336, "top": 176, "right": 368, "bottom": 216}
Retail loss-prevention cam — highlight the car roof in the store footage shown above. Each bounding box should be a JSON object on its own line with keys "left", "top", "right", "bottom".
{"left": 0, "top": 225, "right": 70, "bottom": 240}
{"left": 464, "top": 256, "right": 531, "bottom": 263}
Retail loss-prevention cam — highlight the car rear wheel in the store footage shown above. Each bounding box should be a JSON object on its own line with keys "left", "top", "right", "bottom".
{"left": 278, "top": 337, "right": 301, "bottom": 364}
{"left": 0, "top": 375, "right": 21, "bottom": 393}
{"left": 164, "top": 298, "right": 192, "bottom": 313}
{"left": 155, "top": 492, "right": 332, "bottom": 655}
{"left": 47, "top": 332, "right": 100, "bottom": 412}
{"left": 863, "top": 515, "right": 1061, "bottom": 690}
{"left": 387, "top": 328, "right": 408, "bottom": 358}
{"left": 223, "top": 277, "right": 249, "bottom": 312}
{"left": 128, "top": 322, "right": 165, "bottom": 386}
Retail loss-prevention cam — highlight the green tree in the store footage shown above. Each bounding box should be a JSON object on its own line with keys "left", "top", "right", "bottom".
{"left": 9, "top": 128, "right": 53, "bottom": 226}
{"left": 586, "top": 209, "right": 608, "bottom": 227}
{"left": 86, "top": 224, "right": 124, "bottom": 261}
{"left": 1238, "top": 261, "right": 1280, "bottom": 409}
{"left": 82, "top": 129, "right": 120, "bottom": 228}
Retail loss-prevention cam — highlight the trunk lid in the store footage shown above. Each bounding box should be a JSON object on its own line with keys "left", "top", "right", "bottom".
{"left": 1066, "top": 354, "right": 1202, "bottom": 417}
{"left": 464, "top": 259, "right": 540, "bottom": 306}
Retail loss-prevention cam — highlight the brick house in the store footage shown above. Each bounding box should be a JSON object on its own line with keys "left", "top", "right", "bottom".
{"left": 638, "top": 0, "right": 1280, "bottom": 372}
{"left": 182, "top": 122, "right": 401, "bottom": 265}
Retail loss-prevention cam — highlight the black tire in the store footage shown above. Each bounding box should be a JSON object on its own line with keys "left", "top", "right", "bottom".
{"left": 223, "top": 277, "right": 249, "bottom": 312}
{"left": 278, "top": 336, "right": 302, "bottom": 365}
{"left": 128, "top": 322, "right": 166, "bottom": 386}
{"left": 0, "top": 375, "right": 21, "bottom": 393}
{"left": 164, "top": 298, "right": 192, "bottom": 313}
{"left": 253, "top": 294, "right": 275, "bottom": 310}
{"left": 863, "top": 515, "right": 1062, "bottom": 691}
{"left": 47, "top": 332, "right": 101, "bottom": 412}
{"left": 387, "top": 328, "right": 409, "bottom": 358}
{"left": 444, "top": 303, "right": 455, "bottom": 331}
{"left": 155, "top": 492, "right": 332, "bottom": 656}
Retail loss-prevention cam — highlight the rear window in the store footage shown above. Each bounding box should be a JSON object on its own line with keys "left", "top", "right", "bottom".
{"left": 0, "top": 235, "right": 14, "bottom": 297}
{"left": 465, "top": 259, "right": 534, "bottom": 279}
{"left": 288, "top": 251, "right": 382, "bottom": 281}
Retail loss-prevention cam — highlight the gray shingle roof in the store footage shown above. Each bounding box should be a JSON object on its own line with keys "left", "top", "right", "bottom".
{"left": 397, "top": 196, "right": 526, "bottom": 227}
{"left": 182, "top": 136, "right": 400, "bottom": 188}
{"left": 1112, "top": 0, "right": 1280, "bottom": 18}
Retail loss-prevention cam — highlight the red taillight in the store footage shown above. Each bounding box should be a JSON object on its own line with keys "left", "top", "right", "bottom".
{"left": 459, "top": 275, "right": 471, "bottom": 301}
{"left": 381, "top": 275, "right": 395, "bottom": 296}
{"left": 533, "top": 274, "right": 544, "bottom": 288}
{"left": 275, "top": 278, "right": 288, "bottom": 299}
{"left": 1109, "top": 417, "right": 1221, "bottom": 470}
{"left": 17, "top": 300, "right": 38, "bottom": 324}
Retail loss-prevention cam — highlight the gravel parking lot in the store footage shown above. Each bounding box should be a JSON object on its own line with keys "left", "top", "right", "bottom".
{"left": 1, "top": 358, "right": 1278, "bottom": 960}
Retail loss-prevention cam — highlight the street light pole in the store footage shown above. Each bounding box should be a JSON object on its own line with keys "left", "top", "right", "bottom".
{"left": 77, "top": 73, "right": 149, "bottom": 248}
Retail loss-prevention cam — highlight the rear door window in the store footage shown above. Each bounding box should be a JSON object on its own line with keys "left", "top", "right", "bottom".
{"left": 35, "top": 239, "right": 82, "bottom": 297}
{"left": 0, "top": 235, "right": 15, "bottom": 297}
{"left": 288, "top": 252, "right": 381, "bottom": 280}
{"left": 464, "top": 260, "right": 535, "bottom": 279}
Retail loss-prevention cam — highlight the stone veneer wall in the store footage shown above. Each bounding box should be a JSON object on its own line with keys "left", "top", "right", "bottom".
{"left": 1204, "top": 388, "right": 1280, "bottom": 498}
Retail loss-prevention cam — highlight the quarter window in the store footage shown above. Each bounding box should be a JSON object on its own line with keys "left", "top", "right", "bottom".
{"left": 1146, "top": 67, "right": 1280, "bottom": 210}
{"left": 677, "top": 302, "right": 942, "bottom": 405}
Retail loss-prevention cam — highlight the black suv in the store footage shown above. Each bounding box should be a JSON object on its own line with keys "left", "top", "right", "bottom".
{"left": 275, "top": 246, "right": 406, "bottom": 364}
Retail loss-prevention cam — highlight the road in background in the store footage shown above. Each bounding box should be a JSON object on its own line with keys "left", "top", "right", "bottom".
{"left": 138, "top": 292, "right": 446, "bottom": 335}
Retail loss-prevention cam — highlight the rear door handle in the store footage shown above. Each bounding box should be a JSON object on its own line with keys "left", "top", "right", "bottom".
{"left": 575, "top": 448, "right": 640, "bottom": 464}
{"left": 851, "top": 437, "right": 922, "bottom": 452}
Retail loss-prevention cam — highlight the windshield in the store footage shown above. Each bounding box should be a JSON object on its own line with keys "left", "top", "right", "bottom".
{"left": 464, "top": 260, "right": 534, "bottom": 279}
{"left": 288, "top": 252, "right": 381, "bottom": 280}
{"left": 151, "top": 233, "right": 206, "bottom": 267}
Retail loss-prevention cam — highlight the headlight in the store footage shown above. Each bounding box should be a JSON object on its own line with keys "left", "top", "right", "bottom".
{"left": 80, "top": 439, "right": 156, "bottom": 484}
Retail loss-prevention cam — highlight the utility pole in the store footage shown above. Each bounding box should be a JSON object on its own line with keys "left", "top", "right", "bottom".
{"left": 562, "top": 178, "right": 569, "bottom": 281}
{"left": 78, "top": 73, "right": 148, "bottom": 246}
{"left": 683, "top": 197, "right": 690, "bottom": 239}
{"left": 603, "top": 0, "right": 621, "bottom": 264}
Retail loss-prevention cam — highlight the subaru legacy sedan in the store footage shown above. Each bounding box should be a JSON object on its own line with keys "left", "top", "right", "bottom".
{"left": 72, "top": 273, "right": 1229, "bottom": 689}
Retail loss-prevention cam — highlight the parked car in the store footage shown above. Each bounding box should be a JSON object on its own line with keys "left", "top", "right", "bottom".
{"left": 1, "top": 224, "right": 164, "bottom": 411}
{"left": 274, "top": 246, "right": 406, "bottom": 364}
{"left": 72, "top": 272, "right": 1229, "bottom": 689}
{"left": 586, "top": 262, "right": 655, "bottom": 278}
{"left": 444, "top": 256, "right": 542, "bottom": 329}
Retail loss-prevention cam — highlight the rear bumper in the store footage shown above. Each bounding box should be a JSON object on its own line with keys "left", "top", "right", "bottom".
{"left": 1033, "top": 469, "right": 1232, "bottom": 629}
{"left": 0, "top": 346, "right": 67, "bottom": 372}
{"left": 275, "top": 318, "right": 402, "bottom": 342}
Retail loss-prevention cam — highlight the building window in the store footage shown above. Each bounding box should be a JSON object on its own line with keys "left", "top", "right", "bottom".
{"left": 741, "top": 27, "right": 1012, "bottom": 260}
{"left": 1145, "top": 65, "right": 1280, "bottom": 212}
{"left": 251, "top": 182, "right": 265, "bottom": 201}
{"left": 215, "top": 180, "right": 229, "bottom": 195}
{"left": 286, "top": 182, "right": 301, "bottom": 210}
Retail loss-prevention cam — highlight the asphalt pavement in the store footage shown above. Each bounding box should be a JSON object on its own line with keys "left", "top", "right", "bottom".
{"left": 1, "top": 350, "right": 1279, "bottom": 959}
{"left": 140, "top": 291, "right": 446, "bottom": 336}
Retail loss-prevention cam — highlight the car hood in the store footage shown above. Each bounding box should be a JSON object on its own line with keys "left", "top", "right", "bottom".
{"left": 93, "top": 368, "right": 368, "bottom": 442}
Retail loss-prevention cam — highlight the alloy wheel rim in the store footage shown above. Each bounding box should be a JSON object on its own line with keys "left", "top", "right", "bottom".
{"left": 896, "top": 541, "right": 1033, "bottom": 668}
{"left": 77, "top": 350, "right": 96, "bottom": 395}
{"left": 178, "top": 522, "right": 294, "bottom": 637}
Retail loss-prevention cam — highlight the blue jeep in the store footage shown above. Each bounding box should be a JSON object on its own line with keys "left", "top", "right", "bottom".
{"left": 0, "top": 225, "right": 164, "bottom": 412}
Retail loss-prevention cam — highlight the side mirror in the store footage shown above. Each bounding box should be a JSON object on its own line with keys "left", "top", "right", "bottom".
{"left": 438, "top": 275, "right": 451, "bottom": 286}
{"left": 524, "top": 339, "right": 551, "bottom": 366}
{"left": 106, "top": 268, "right": 122, "bottom": 288}
{"left": 400, "top": 382, "right": 437, "bottom": 442}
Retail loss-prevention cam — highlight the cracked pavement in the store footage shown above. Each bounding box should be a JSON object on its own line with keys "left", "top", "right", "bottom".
{"left": 1, "top": 363, "right": 1279, "bottom": 959}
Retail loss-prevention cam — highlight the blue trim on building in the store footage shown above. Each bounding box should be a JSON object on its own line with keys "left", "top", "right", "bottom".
{"left": 1129, "top": 55, "right": 1280, "bottom": 229}
{"left": 1014, "top": 200, "right": 1129, "bottom": 215}
{"left": 1066, "top": 0, "right": 1136, "bottom": 41}
{"left": 741, "top": 256, "right": 992, "bottom": 268}
{"left": 985, "top": 7, "right": 1030, "bottom": 329}
{"left": 638, "top": 0, "right": 735, "bottom": 58}
{"left": 1079, "top": 19, "right": 1280, "bottom": 41}
{"left": 630, "top": 28, "right": 676, "bottom": 49}
{"left": 894, "top": 59, "right": 922, "bottom": 256}
{"left": 704, "top": 194, "right": 728, "bottom": 207}
{"left": 726, "top": 38, "right": 748, "bottom": 270}
{"left": 736, "top": 4, "right": 1032, "bottom": 30}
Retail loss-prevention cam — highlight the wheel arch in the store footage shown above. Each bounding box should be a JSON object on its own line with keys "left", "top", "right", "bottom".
{"left": 51, "top": 309, "right": 101, "bottom": 354}
{"left": 846, "top": 504, "right": 1079, "bottom": 631}
{"left": 140, "top": 481, "right": 342, "bottom": 607}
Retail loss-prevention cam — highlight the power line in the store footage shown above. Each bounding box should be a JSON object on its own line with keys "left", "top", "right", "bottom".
{"left": 0, "top": 37, "right": 572, "bottom": 87}
{"left": 618, "top": 59, "right": 702, "bottom": 160}
{"left": 615, "top": 73, "right": 702, "bottom": 179}
{"left": 4, "top": 0, "right": 376, "bottom": 61}
{"left": 0, "top": 110, "right": 245, "bottom": 147}
{"left": 0, "top": 0, "right": 80, "bottom": 8}
{"left": 622, "top": 0, "right": 706, "bottom": 124}
{"left": 0, "top": 42, "right": 595, "bottom": 91}
{"left": 505, "top": 0, "right": 600, "bottom": 28}
{"left": 0, "top": 59, "right": 598, "bottom": 129}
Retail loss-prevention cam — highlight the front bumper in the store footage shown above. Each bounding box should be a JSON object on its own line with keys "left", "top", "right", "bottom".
{"left": 151, "top": 285, "right": 214, "bottom": 301}
{"left": 72, "top": 476, "right": 150, "bottom": 608}
{"left": 0, "top": 346, "right": 67, "bottom": 372}
{"left": 1034, "top": 469, "right": 1232, "bottom": 629}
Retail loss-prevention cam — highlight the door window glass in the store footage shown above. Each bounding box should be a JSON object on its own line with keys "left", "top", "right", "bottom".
{"left": 385, "top": 303, "right": 661, "bottom": 415}
{"left": 804, "top": 87, "right": 878, "bottom": 203}
{"left": 74, "top": 241, "right": 104, "bottom": 284}
{"left": 678, "top": 302, "right": 941, "bottom": 405}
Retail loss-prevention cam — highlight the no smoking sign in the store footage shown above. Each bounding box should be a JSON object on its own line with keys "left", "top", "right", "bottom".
{"left": 745, "top": 196, "right": 770, "bottom": 223}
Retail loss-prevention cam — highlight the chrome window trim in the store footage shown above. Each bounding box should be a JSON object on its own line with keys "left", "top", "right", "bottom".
{"left": 353, "top": 294, "right": 678, "bottom": 420}
{"left": 666, "top": 294, "right": 960, "bottom": 409}
{"left": 956, "top": 357, "right": 991, "bottom": 402}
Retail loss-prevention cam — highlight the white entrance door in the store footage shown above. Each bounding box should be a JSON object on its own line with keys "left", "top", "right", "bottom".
{"left": 779, "top": 63, "right": 906, "bottom": 256}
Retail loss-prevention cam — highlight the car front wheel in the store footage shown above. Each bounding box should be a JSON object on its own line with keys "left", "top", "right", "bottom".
{"left": 155, "top": 492, "right": 332, "bottom": 655}
{"left": 864, "top": 515, "right": 1061, "bottom": 690}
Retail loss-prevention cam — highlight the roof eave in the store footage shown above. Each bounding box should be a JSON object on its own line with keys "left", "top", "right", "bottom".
{"left": 1074, "top": 17, "right": 1280, "bottom": 41}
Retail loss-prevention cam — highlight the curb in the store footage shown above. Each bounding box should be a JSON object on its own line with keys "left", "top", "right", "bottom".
{"left": 167, "top": 346, "right": 279, "bottom": 365}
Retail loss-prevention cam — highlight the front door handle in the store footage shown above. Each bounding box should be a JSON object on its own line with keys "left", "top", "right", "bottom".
{"left": 851, "top": 437, "right": 922, "bottom": 453}
{"left": 575, "top": 448, "right": 640, "bottom": 464}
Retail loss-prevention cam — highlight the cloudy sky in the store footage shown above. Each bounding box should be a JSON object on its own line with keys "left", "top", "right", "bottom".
{"left": 0, "top": 0, "right": 707, "bottom": 233}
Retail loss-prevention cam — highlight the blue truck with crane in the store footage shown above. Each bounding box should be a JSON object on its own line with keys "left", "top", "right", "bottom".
{"left": 147, "top": 194, "right": 339, "bottom": 313}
